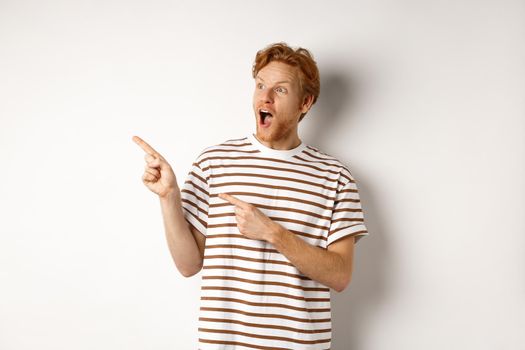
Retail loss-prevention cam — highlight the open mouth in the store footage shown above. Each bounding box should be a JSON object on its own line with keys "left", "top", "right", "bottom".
{"left": 259, "top": 109, "right": 273, "bottom": 126}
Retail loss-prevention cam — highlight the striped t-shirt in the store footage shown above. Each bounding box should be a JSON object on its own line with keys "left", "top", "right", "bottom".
{"left": 180, "top": 133, "right": 369, "bottom": 350}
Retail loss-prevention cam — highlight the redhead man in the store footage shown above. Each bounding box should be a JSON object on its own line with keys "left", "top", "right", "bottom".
{"left": 133, "top": 42, "right": 369, "bottom": 349}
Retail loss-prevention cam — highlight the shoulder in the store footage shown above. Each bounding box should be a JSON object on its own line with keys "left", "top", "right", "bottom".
{"left": 302, "top": 144, "right": 355, "bottom": 185}
{"left": 193, "top": 136, "right": 251, "bottom": 164}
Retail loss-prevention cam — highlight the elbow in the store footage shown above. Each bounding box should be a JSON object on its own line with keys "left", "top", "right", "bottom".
{"left": 180, "top": 269, "right": 197, "bottom": 278}
{"left": 333, "top": 273, "right": 352, "bottom": 293}
{"left": 178, "top": 262, "right": 203, "bottom": 278}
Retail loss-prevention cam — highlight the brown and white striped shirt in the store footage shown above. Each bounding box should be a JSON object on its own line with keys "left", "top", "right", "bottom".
{"left": 181, "top": 133, "right": 369, "bottom": 350}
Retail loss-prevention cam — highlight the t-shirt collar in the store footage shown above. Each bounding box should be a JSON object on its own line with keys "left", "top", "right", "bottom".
{"left": 247, "top": 133, "right": 307, "bottom": 159}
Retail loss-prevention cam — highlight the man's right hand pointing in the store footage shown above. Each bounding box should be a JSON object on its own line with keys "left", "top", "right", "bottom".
{"left": 132, "top": 135, "right": 179, "bottom": 198}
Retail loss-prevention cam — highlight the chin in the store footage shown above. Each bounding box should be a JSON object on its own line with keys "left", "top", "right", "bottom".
{"left": 257, "top": 126, "right": 287, "bottom": 143}
{"left": 255, "top": 127, "right": 272, "bottom": 141}
{"left": 255, "top": 127, "right": 268, "bottom": 138}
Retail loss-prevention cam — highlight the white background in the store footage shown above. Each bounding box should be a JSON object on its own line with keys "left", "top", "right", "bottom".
{"left": 1, "top": 0, "right": 524, "bottom": 349}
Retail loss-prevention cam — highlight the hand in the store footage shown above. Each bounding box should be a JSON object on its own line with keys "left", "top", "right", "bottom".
{"left": 218, "top": 193, "right": 281, "bottom": 241}
{"left": 132, "top": 135, "right": 179, "bottom": 198}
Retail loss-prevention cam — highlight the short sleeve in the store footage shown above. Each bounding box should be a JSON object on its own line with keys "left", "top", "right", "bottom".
{"left": 327, "top": 175, "right": 369, "bottom": 247}
{"left": 180, "top": 154, "right": 210, "bottom": 237}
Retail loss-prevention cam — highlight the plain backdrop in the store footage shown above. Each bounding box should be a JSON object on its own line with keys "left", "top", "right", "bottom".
{"left": 1, "top": 0, "right": 524, "bottom": 349}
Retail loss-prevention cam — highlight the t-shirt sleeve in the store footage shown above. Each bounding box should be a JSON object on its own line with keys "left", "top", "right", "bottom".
{"left": 327, "top": 173, "right": 369, "bottom": 247}
{"left": 180, "top": 152, "right": 210, "bottom": 237}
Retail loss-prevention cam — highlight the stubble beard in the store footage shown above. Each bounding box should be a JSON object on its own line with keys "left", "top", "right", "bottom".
{"left": 256, "top": 116, "right": 297, "bottom": 144}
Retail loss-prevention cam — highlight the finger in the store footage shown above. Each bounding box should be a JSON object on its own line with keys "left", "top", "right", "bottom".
{"left": 142, "top": 172, "right": 158, "bottom": 183}
{"left": 144, "top": 153, "right": 156, "bottom": 162}
{"left": 132, "top": 135, "right": 162, "bottom": 158}
{"left": 147, "top": 158, "right": 162, "bottom": 168}
{"left": 219, "top": 193, "right": 247, "bottom": 208}
{"left": 234, "top": 206, "right": 244, "bottom": 217}
{"left": 144, "top": 166, "right": 160, "bottom": 178}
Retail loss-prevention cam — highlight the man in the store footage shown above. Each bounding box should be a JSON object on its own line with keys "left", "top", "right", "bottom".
{"left": 133, "top": 42, "right": 369, "bottom": 349}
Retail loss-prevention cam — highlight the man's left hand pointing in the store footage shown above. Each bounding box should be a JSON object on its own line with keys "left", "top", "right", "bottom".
{"left": 218, "top": 193, "right": 281, "bottom": 241}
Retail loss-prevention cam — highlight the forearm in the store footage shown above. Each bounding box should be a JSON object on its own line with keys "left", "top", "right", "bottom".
{"left": 267, "top": 225, "right": 350, "bottom": 292}
{"left": 159, "top": 191, "right": 202, "bottom": 277}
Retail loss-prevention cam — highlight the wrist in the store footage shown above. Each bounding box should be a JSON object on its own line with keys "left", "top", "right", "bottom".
{"left": 266, "top": 223, "right": 284, "bottom": 245}
{"left": 159, "top": 189, "right": 181, "bottom": 205}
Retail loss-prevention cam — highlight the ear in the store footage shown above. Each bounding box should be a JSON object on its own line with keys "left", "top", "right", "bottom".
{"left": 300, "top": 94, "right": 315, "bottom": 114}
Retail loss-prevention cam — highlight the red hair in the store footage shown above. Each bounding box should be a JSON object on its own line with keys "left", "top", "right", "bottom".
{"left": 252, "top": 42, "right": 320, "bottom": 122}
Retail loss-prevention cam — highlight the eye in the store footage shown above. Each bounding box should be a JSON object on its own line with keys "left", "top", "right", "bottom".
{"left": 275, "top": 87, "right": 287, "bottom": 94}
{"left": 257, "top": 83, "right": 264, "bottom": 89}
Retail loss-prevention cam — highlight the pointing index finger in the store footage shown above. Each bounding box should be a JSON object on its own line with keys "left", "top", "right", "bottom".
{"left": 132, "top": 135, "right": 161, "bottom": 157}
{"left": 219, "top": 193, "right": 247, "bottom": 208}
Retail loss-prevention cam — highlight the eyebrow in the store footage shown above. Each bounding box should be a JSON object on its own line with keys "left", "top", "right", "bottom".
{"left": 256, "top": 76, "right": 292, "bottom": 85}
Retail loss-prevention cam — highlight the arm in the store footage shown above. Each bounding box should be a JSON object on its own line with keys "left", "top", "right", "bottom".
{"left": 132, "top": 135, "right": 205, "bottom": 278}
{"left": 267, "top": 225, "right": 355, "bottom": 292}
{"left": 159, "top": 191, "right": 206, "bottom": 278}
{"left": 217, "top": 192, "right": 356, "bottom": 292}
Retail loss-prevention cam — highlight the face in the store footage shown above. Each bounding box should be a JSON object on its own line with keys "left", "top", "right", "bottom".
{"left": 252, "top": 61, "right": 313, "bottom": 145}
